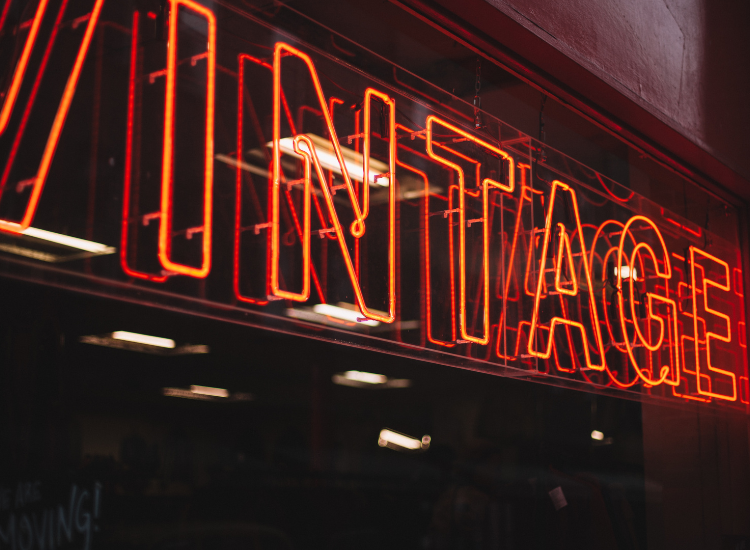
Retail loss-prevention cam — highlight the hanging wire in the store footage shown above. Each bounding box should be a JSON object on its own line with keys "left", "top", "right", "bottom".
{"left": 473, "top": 57, "right": 483, "bottom": 129}
{"left": 539, "top": 95, "right": 547, "bottom": 163}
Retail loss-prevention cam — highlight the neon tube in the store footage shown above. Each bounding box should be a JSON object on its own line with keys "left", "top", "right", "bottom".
{"left": 690, "top": 246, "right": 736, "bottom": 401}
{"left": 312, "top": 303, "right": 380, "bottom": 327}
{"left": 425, "top": 115, "right": 514, "bottom": 345}
{"left": 121, "top": 11, "right": 168, "bottom": 282}
{"left": 276, "top": 135, "right": 389, "bottom": 187}
{"left": 0, "top": 0, "right": 105, "bottom": 234}
{"left": 272, "top": 42, "right": 396, "bottom": 323}
{"left": 158, "top": 0, "right": 215, "bottom": 278}
{"left": 527, "top": 180, "right": 606, "bottom": 371}
{"left": 615, "top": 216, "right": 679, "bottom": 386}
{"left": 0, "top": 0, "right": 51, "bottom": 134}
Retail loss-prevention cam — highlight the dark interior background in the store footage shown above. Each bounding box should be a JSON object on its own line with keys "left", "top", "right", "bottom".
{"left": 1, "top": 279, "right": 652, "bottom": 549}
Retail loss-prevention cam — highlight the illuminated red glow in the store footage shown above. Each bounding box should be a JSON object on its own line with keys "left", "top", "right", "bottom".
{"left": 615, "top": 216, "right": 680, "bottom": 386}
{"left": 272, "top": 42, "right": 396, "bottom": 323}
{"left": 0, "top": 0, "right": 106, "bottom": 233}
{"left": 425, "top": 115, "right": 514, "bottom": 345}
{"left": 121, "top": 11, "right": 168, "bottom": 282}
{"left": 660, "top": 207, "right": 702, "bottom": 238}
{"left": 158, "top": 0, "right": 215, "bottom": 278}
{"left": 495, "top": 164, "right": 533, "bottom": 360}
{"left": 689, "top": 247, "right": 736, "bottom": 401}
{"left": 0, "top": 0, "right": 68, "bottom": 207}
{"left": 2, "top": 8, "right": 744, "bottom": 406}
{"left": 261, "top": 42, "right": 745, "bottom": 398}
{"left": 390, "top": 123, "right": 457, "bottom": 347}
{"left": 234, "top": 53, "right": 327, "bottom": 305}
{"left": 527, "top": 180, "right": 606, "bottom": 371}
{"left": 398, "top": 156, "right": 456, "bottom": 347}
{"left": 554, "top": 224, "right": 578, "bottom": 296}
{"left": 233, "top": 53, "right": 272, "bottom": 304}
{"left": 0, "top": 0, "right": 12, "bottom": 34}
{"left": 0, "top": 0, "right": 50, "bottom": 134}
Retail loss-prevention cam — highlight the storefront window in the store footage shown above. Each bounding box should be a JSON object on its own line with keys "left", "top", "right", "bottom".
{"left": 0, "top": 0, "right": 748, "bottom": 547}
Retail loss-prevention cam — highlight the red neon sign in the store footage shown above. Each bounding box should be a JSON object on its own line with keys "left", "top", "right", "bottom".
{"left": 425, "top": 115, "right": 514, "bottom": 344}
{"left": 271, "top": 42, "right": 396, "bottom": 323}
{"left": 615, "top": 216, "right": 680, "bottom": 386}
{"left": 121, "top": 10, "right": 168, "bottom": 283}
{"left": 690, "top": 246, "right": 736, "bottom": 401}
{"left": 158, "top": 0, "right": 215, "bottom": 278}
{"left": 0, "top": 0, "right": 105, "bottom": 233}
{"left": 527, "top": 180, "right": 606, "bottom": 371}
{"left": 0, "top": 3, "right": 745, "bottom": 409}
{"left": 0, "top": 0, "right": 51, "bottom": 135}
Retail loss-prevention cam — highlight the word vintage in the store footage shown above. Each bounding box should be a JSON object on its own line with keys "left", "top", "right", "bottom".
{"left": 0, "top": 0, "right": 746, "bottom": 406}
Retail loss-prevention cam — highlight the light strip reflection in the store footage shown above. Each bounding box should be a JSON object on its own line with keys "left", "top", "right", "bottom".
{"left": 275, "top": 134, "right": 390, "bottom": 187}
{"left": 615, "top": 265, "right": 638, "bottom": 281}
{"left": 378, "top": 429, "right": 430, "bottom": 451}
{"left": 112, "top": 331, "right": 176, "bottom": 349}
{"left": 342, "top": 371, "right": 387, "bottom": 384}
{"left": 163, "top": 387, "right": 252, "bottom": 401}
{"left": 312, "top": 303, "right": 380, "bottom": 327}
{"left": 332, "top": 371, "right": 411, "bottom": 389}
{"left": 190, "top": 385, "right": 229, "bottom": 398}
{"left": 22, "top": 227, "right": 115, "bottom": 254}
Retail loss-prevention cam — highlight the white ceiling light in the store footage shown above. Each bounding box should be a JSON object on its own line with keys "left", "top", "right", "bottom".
{"left": 312, "top": 303, "right": 380, "bottom": 327}
{"left": 614, "top": 266, "right": 638, "bottom": 281}
{"left": 286, "top": 303, "right": 419, "bottom": 333}
{"left": 0, "top": 227, "right": 115, "bottom": 263}
{"left": 189, "top": 385, "right": 229, "bottom": 398}
{"left": 274, "top": 133, "right": 390, "bottom": 187}
{"left": 378, "top": 429, "right": 430, "bottom": 452}
{"left": 163, "top": 386, "right": 252, "bottom": 402}
{"left": 341, "top": 370, "right": 387, "bottom": 384}
{"left": 21, "top": 227, "right": 114, "bottom": 254}
{"left": 112, "top": 331, "right": 176, "bottom": 349}
{"left": 80, "top": 333, "right": 208, "bottom": 355}
{"left": 332, "top": 370, "right": 411, "bottom": 389}
{"left": 215, "top": 153, "right": 270, "bottom": 178}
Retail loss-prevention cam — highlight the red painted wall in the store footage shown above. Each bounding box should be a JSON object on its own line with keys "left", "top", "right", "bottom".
{"left": 437, "top": 0, "right": 750, "bottom": 188}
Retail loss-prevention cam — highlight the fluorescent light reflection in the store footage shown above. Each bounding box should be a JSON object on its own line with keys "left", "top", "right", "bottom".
{"left": 402, "top": 186, "right": 442, "bottom": 199}
{"left": 342, "top": 371, "right": 387, "bottom": 384}
{"left": 0, "top": 243, "right": 59, "bottom": 263}
{"left": 286, "top": 303, "right": 418, "bottom": 333}
{"left": 80, "top": 334, "right": 208, "bottom": 355}
{"left": 378, "top": 429, "right": 430, "bottom": 452}
{"left": 332, "top": 370, "right": 411, "bottom": 389}
{"left": 112, "top": 331, "right": 175, "bottom": 349}
{"left": 21, "top": 227, "right": 115, "bottom": 254}
{"left": 275, "top": 134, "right": 390, "bottom": 187}
{"left": 312, "top": 303, "right": 380, "bottom": 327}
{"left": 591, "top": 430, "right": 604, "bottom": 441}
{"left": 0, "top": 227, "right": 115, "bottom": 263}
{"left": 615, "top": 266, "right": 637, "bottom": 281}
{"left": 215, "top": 153, "right": 270, "bottom": 178}
{"left": 163, "top": 386, "right": 252, "bottom": 402}
{"left": 190, "top": 385, "right": 229, "bottom": 398}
